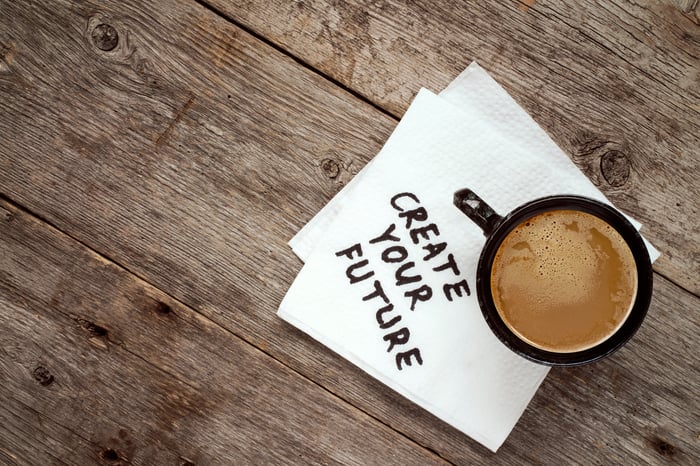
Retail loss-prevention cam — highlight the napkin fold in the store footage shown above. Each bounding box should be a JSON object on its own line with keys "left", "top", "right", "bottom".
{"left": 280, "top": 63, "right": 659, "bottom": 452}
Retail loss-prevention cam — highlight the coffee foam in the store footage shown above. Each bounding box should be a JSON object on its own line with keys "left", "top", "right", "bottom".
{"left": 509, "top": 214, "right": 615, "bottom": 303}
{"left": 490, "top": 210, "right": 638, "bottom": 353}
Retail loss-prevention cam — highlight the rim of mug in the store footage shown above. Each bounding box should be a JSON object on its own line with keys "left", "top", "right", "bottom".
{"left": 475, "top": 195, "right": 654, "bottom": 366}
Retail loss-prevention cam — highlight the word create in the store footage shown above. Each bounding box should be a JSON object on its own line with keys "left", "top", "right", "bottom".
{"left": 334, "top": 192, "right": 471, "bottom": 371}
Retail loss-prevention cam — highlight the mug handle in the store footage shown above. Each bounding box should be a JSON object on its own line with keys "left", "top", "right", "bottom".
{"left": 453, "top": 189, "right": 503, "bottom": 236}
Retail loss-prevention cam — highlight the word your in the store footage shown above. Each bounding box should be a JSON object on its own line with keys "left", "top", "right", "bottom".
{"left": 335, "top": 192, "right": 471, "bottom": 371}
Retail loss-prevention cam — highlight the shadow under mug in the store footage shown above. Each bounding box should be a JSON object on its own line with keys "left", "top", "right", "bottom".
{"left": 453, "top": 189, "right": 653, "bottom": 366}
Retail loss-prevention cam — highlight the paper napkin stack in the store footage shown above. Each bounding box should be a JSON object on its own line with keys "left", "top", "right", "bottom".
{"left": 279, "top": 63, "right": 659, "bottom": 451}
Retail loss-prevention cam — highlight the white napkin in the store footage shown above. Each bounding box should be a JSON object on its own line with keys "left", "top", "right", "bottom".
{"left": 280, "top": 63, "right": 659, "bottom": 452}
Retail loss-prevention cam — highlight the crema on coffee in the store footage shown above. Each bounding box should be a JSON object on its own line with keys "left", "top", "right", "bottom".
{"left": 490, "top": 209, "right": 638, "bottom": 353}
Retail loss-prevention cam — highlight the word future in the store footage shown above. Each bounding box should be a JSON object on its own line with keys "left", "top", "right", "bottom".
{"left": 335, "top": 192, "right": 471, "bottom": 371}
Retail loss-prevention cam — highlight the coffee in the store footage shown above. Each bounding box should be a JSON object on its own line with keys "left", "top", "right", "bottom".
{"left": 490, "top": 209, "right": 638, "bottom": 353}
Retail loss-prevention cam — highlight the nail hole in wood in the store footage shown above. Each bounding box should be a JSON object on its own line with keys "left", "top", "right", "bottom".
{"left": 77, "top": 318, "right": 109, "bottom": 338}
{"left": 101, "top": 448, "right": 120, "bottom": 462}
{"left": 154, "top": 301, "right": 172, "bottom": 315}
{"left": 32, "top": 366, "right": 54, "bottom": 386}
{"left": 651, "top": 437, "right": 676, "bottom": 457}
{"left": 91, "top": 24, "right": 119, "bottom": 52}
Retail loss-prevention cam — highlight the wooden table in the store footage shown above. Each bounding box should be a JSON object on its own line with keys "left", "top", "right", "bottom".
{"left": 1, "top": 0, "right": 698, "bottom": 464}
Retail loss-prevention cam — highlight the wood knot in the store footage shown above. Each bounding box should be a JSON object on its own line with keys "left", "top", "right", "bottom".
{"left": 321, "top": 158, "right": 340, "bottom": 179}
{"left": 600, "top": 150, "right": 630, "bottom": 187}
{"left": 571, "top": 131, "right": 631, "bottom": 188}
{"left": 91, "top": 24, "right": 119, "bottom": 51}
{"left": 32, "top": 366, "right": 54, "bottom": 386}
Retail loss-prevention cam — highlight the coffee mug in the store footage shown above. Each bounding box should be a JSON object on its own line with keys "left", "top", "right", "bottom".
{"left": 453, "top": 189, "right": 653, "bottom": 366}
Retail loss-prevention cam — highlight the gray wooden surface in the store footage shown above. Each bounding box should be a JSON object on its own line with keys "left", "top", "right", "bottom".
{"left": 1, "top": 0, "right": 698, "bottom": 464}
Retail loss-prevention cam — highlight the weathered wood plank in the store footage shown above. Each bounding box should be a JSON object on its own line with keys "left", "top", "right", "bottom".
{"left": 206, "top": 0, "right": 700, "bottom": 293}
{"left": 0, "top": 0, "right": 698, "bottom": 463}
{"left": 0, "top": 200, "right": 445, "bottom": 465}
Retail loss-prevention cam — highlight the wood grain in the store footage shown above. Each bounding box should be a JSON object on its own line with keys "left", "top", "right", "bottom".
{"left": 205, "top": 0, "right": 700, "bottom": 293}
{"left": 1, "top": 0, "right": 698, "bottom": 463}
{"left": 0, "top": 199, "right": 445, "bottom": 465}
{"left": 0, "top": 396, "right": 97, "bottom": 466}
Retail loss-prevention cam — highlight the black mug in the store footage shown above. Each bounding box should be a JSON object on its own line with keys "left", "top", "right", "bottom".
{"left": 453, "top": 189, "right": 653, "bottom": 366}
